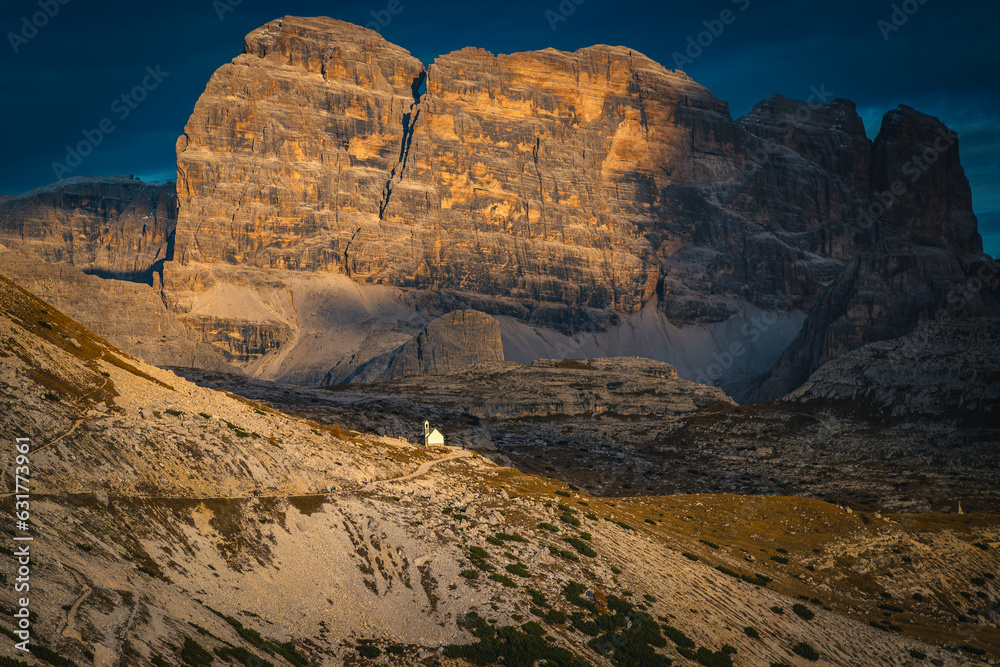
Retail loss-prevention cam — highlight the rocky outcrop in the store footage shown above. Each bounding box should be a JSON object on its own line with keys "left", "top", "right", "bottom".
{"left": 0, "top": 175, "right": 176, "bottom": 282}
{"left": 344, "top": 309, "right": 503, "bottom": 383}
{"left": 787, "top": 316, "right": 1000, "bottom": 419}
{"left": 173, "top": 16, "right": 424, "bottom": 272}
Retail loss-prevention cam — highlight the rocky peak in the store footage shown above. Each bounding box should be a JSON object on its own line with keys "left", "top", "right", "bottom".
{"left": 244, "top": 16, "right": 425, "bottom": 93}
{"left": 870, "top": 104, "right": 981, "bottom": 253}
{"left": 738, "top": 94, "right": 871, "bottom": 192}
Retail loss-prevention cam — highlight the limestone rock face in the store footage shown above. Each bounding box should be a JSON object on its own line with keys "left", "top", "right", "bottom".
{"left": 345, "top": 309, "right": 503, "bottom": 383}
{"left": 174, "top": 16, "right": 425, "bottom": 271}
{"left": 0, "top": 175, "right": 176, "bottom": 281}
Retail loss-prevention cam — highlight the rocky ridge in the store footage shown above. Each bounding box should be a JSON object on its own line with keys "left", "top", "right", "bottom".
{"left": 787, "top": 316, "right": 1000, "bottom": 419}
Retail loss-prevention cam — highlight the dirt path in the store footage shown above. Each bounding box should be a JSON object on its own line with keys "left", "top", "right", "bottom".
{"left": 32, "top": 417, "right": 84, "bottom": 455}
{"left": 362, "top": 448, "right": 474, "bottom": 491}
{"left": 61, "top": 566, "right": 92, "bottom": 644}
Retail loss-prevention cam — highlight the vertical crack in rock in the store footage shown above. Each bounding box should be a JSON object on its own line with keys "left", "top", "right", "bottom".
{"left": 379, "top": 71, "right": 426, "bottom": 220}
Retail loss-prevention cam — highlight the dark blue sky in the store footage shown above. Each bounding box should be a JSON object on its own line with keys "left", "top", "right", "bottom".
{"left": 2, "top": 0, "right": 997, "bottom": 257}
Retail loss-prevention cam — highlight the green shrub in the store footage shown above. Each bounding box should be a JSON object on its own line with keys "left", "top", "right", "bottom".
{"left": 527, "top": 588, "right": 549, "bottom": 608}
{"left": 770, "top": 606, "right": 784, "bottom": 614}
{"left": 544, "top": 609, "right": 567, "bottom": 625}
{"left": 461, "top": 569, "right": 480, "bottom": 579}
{"left": 546, "top": 544, "right": 580, "bottom": 562}
{"left": 357, "top": 645, "right": 381, "bottom": 658}
{"left": 792, "top": 642, "right": 820, "bottom": 661}
{"left": 180, "top": 637, "right": 214, "bottom": 666}
{"left": 695, "top": 646, "right": 733, "bottom": 667}
{"left": 682, "top": 552, "right": 700, "bottom": 561}
{"left": 521, "top": 621, "right": 545, "bottom": 636}
{"left": 564, "top": 537, "right": 597, "bottom": 557}
{"left": 199, "top": 413, "right": 212, "bottom": 419}
{"left": 489, "top": 573, "right": 517, "bottom": 588}
{"left": 494, "top": 532, "right": 527, "bottom": 543}
{"left": 568, "top": 612, "right": 601, "bottom": 636}
{"left": 538, "top": 522, "right": 559, "bottom": 532}
{"left": 560, "top": 512, "right": 582, "bottom": 527}
{"left": 775, "top": 547, "right": 788, "bottom": 554}
{"left": 607, "top": 595, "right": 633, "bottom": 615}
{"left": 563, "top": 581, "right": 597, "bottom": 613}
{"left": 792, "top": 603, "right": 814, "bottom": 620}
{"left": 661, "top": 624, "right": 695, "bottom": 648}
{"left": 445, "top": 620, "right": 587, "bottom": 666}
{"left": 213, "top": 647, "right": 274, "bottom": 667}
{"left": 744, "top": 626, "right": 759, "bottom": 639}
{"left": 487, "top": 536, "right": 504, "bottom": 546}
{"left": 700, "top": 539, "right": 720, "bottom": 549}
{"left": 770, "top": 555, "right": 789, "bottom": 564}
{"left": 556, "top": 490, "right": 571, "bottom": 497}
{"left": 586, "top": 513, "right": 598, "bottom": 521}
{"left": 506, "top": 563, "right": 531, "bottom": 578}
{"left": 879, "top": 603, "right": 904, "bottom": 613}
{"left": 645, "top": 519, "right": 657, "bottom": 525}
{"left": 166, "top": 408, "right": 184, "bottom": 416}
{"left": 909, "top": 649, "right": 927, "bottom": 660}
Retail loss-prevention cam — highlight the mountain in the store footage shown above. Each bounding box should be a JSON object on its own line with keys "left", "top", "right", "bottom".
{"left": 1, "top": 272, "right": 995, "bottom": 665}
{"left": 0, "top": 16, "right": 993, "bottom": 400}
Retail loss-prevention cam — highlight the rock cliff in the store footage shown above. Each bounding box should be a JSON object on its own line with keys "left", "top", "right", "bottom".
{"left": 344, "top": 309, "right": 503, "bottom": 383}
{"left": 749, "top": 106, "right": 993, "bottom": 400}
